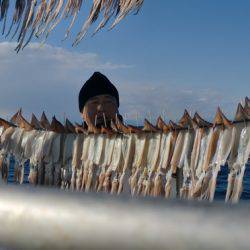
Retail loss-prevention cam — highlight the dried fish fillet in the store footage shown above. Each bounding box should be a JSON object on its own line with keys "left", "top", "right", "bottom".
{"left": 208, "top": 126, "right": 234, "bottom": 201}
{"left": 117, "top": 134, "right": 134, "bottom": 195}
{"left": 165, "top": 131, "right": 185, "bottom": 198}
{"left": 130, "top": 133, "right": 147, "bottom": 196}
{"left": 230, "top": 126, "right": 250, "bottom": 203}
{"left": 142, "top": 133, "right": 161, "bottom": 196}
{"left": 61, "top": 133, "right": 75, "bottom": 189}
{"left": 71, "top": 134, "right": 84, "bottom": 190}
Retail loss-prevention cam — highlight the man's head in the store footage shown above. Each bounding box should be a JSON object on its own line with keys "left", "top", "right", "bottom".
{"left": 78, "top": 72, "right": 120, "bottom": 127}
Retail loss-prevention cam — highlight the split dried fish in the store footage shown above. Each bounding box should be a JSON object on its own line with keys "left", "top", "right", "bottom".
{"left": 0, "top": 98, "right": 249, "bottom": 202}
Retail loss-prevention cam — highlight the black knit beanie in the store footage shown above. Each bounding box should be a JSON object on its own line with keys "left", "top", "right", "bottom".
{"left": 78, "top": 72, "right": 120, "bottom": 113}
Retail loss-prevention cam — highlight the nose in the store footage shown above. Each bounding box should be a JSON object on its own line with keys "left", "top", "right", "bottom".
{"left": 96, "top": 103, "right": 104, "bottom": 112}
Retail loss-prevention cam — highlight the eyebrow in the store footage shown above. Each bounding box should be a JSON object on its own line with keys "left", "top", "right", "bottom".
{"left": 89, "top": 95, "right": 115, "bottom": 102}
{"left": 89, "top": 97, "right": 99, "bottom": 102}
{"left": 102, "top": 95, "right": 113, "bottom": 98}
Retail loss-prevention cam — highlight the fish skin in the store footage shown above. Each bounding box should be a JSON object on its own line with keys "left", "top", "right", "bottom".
{"left": 230, "top": 126, "right": 250, "bottom": 202}
{"left": 37, "top": 0, "right": 63, "bottom": 45}
{"left": 109, "top": 0, "right": 143, "bottom": 30}
{"left": 43, "top": 0, "right": 64, "bottom": 40}
{"left": 178, "top": 131, "right": 195, "bottom": 198}
{"left": 63, "top": 0, "right": 83, "bottom": 41}
{"left": 51, "top": 133, "right": 63, "bottom": 187}
{"left": 152, "top": 132, "right": 173, "bottom": 197}
{"left": 30, "top": 113, "right": 43, "bottom": 130}
{"left": 46, "top": 0, "right": 77, "bottom": 39}
{"left": 117, "top": 134, "right": 134, "bottom": 195}
{"left": 10, "top": 0, "right": 26, "bottom": 40}
{"left": 71, "top": 134, "right": 84, "bottom": 190}
{"left": 35, "top": 0, "right": 57, "bottom": 37}
{"left": 22, "top": 0, "right": 47, "bottom": 49}
{"left": 129, "top": 133, "right": 148, "bottom": 195}
{"left": 5, "top": 0, "right": 24, "bottom": 38}
{"left": 142, "top": 133, "right": 161, "bottom": 196}
{"left": 92, "top": 0, "right": 116, "bottom": 36}
{"left": 15, "top": 0, "right": 33, "bottom": 52}
{"left": 86, "top": 134, "right": 106, "bottom": 191}
{"left": 191, "top": 130, "right": 209, "bottom": 198}
{"left": 72, "top": 0, "right": 102, "bottom": 47}
{"left": 190, "top": 128, "right": 204, "bottom": 183}
{"left": 35, "top": 0, "right": 72, "bottom": 37}
{"left": 208, "top": 126, "right": 234, "bottom": 201}
{"left": 101, "top": 135, "right": 116, "bottom": 192}
{"left": 40, "top": 112, "right": 51, "bottom": 131}
{"left": 81, "top": 134, "right": 96, "bottom": 190}
{"left": 225, "top": 122, "right": 245, "bottom": 201}
{"left": 203, "top": 127, "right": 221, "bottom": 172}
{"left": 192, "top": 127, "right": 221, "bottom": 199}
{"left": 0, "top": 0, "right": 9, "bottom": 35}
{"left": 170, "top": 131, "right": 185, "bottom": 174}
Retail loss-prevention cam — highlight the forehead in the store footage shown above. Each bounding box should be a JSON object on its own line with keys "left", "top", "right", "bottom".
{"left": 87, "top": 95, "right": 116, "bottom": 102}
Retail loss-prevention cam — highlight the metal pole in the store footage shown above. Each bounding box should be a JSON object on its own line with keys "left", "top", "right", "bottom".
{"left": 0, "top": 185, "right": 250, "bottom": 249}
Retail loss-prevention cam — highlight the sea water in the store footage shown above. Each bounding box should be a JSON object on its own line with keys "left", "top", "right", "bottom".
{"left": 215, "top": 162, "right": 250, "bottom": 200}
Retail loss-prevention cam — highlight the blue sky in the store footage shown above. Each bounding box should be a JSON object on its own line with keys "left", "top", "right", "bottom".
{"left": 0, "top": 0, "right": 249, "bottom": 124}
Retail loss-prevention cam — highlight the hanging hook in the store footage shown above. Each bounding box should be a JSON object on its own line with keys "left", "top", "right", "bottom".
{"left": 115, "top": 113, "right": 118, "bottom": 124}
{"left": 103, "top": 113, "right": 107, "bottom": 128}
{"left": 94, "top": 114, "right": 97, "bottom": 127}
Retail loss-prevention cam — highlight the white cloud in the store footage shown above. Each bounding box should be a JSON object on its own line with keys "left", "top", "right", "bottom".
{"left": 118, "top": 80, "right": 240, "bottom": 124}
{"left": 0, "top": 42, "right": 132, "bottom": 123}
{"left": 0, "top": 42, "right": 244, "bottom": 125}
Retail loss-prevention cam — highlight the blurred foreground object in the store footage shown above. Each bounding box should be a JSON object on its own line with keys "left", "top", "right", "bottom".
{"left": 0, "top": 186, "right": 250, "bottom": 249}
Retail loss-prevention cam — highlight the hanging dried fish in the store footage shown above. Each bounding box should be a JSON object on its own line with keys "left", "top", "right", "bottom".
{"left": 5, "top": 0, "right": 25, "bottom": 38}
{"left": 0, "top": 101, "right": 249, "bottom": 203}
{"left": 153, "top": 117, "right": 175, "bottom": 197}
{"left": 63, "top": 0, "right": 83, "bottom": 40}
{"left": 188, "top": 112, "right": 212, "bottom": 199}
{"left": 208, "top": 124, "right": 234, "bottom": 201}
{"left": 110, "top": 0, "right": 143, "bottom": 30}
{"left": 229, "top": 125, "right": 250, "bottom": 203}
{"left": 71, "top": 133, "right": 84, "bottom": 190}
{"left": 61, "top": 132, "right": 76, "bottom": 189}
{"left": 139, "top": 119, "right": 161, "bottom": 196}
{"left": 165, "top": 129, "right": 185, "bottom": 198}
{"left": 15, "top": 0, "right": 34, "bottom": 52}
{"left": 0, "top": 0, "right": 9, "bottom": 35}
{"left": 72, "top": 0, "right": 103, "bottom": 47}
{"left": 22, "top": 0, "right": 47, "bottom": 49}
{"left": 129, "top": 130, "right": 148, "bottom": 196}
{"left": 92, "top": 0, "right": 117, "bottom": 36}
{"left": 0, "top": 0, "right": 144, "bottom": 50}
{"left": 226, "top": 104, "right": 247, "bottom": 202}
{"left": 42, "top": 0, "right": 64, "bottom": 41}
{"left": 117, "top": 133, "right": 134, "bottom": 195}
{"left": 86, "top": 132, "right": 106, "bottom": 192}
{"left": 30, "top": 113, "right": 43, "bottom": 130}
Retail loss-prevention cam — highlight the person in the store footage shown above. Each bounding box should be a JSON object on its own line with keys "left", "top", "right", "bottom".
{"left": 78, "top": 72, "right": 122, "bottom": 128}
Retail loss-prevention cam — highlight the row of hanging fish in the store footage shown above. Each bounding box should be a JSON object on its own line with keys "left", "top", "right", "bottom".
{"left": 0, "top": 97, "right": 249, "bottom": 203}
{"left": 0, "top": 0, "right": 144, "bottom": 52}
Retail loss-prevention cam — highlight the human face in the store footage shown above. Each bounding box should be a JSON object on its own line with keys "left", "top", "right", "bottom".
{"left": 82, "top": 94, "right": 119, "bottom": 127}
